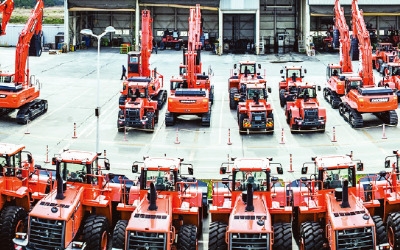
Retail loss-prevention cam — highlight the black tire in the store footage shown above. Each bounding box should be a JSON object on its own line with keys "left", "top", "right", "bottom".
{"left": 0, "top": 206, "right": 27, "bottom": 250}
{"left": 208, "top": 221, "right": 227, "bottom": 250}
{"left": 177, "top": 224, "right": 197, "bottom": 250}
{"left": 145, "top": 111, "right": 155, "bottom": 132}
{"left": 112, "top": 220, "right": 127, "bottom": 249}
{"left": 83, "top": 215, "right": 109, "bottom": 250}
{"left": 273, "top": 222, "right": 292, "bottom": 250}
{"left": 239, "top": 113, "right": 246, "bottom": 135}
{"left": 299, "top": 221, "right": 325, "bottom": 250}
{"left": 229, "top": 88, "right": 238, "bottom": 110}
{"left": 387, "top": 212, "right": 400, "bottom": 249}
{"left": 372, "top": 215, "right": 387, "bottom": 245}
{"left": 279, "top": 89, "right": 286, "bottom": 108}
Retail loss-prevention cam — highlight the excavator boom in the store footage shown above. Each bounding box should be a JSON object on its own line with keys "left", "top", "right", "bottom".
{"left": 186, "top": 4, "right": 202, "bottom": 88}
{"left": 351, "top": 0, "right": 374, "bottom": 86}
{"left": 334, "top": 0, "right": 352, "bottom": 73}
{"left": 15, "top": 0, "right": 44, "bottom": 84}
{"left": 141, "top": 9, "right": 152, "bottom": 78}
{"left": 0, "top": 0, "right": 14, "bottom": 35}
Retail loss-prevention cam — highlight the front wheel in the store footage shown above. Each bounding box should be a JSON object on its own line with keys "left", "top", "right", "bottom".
{"left": 83, "top": 215, "right": 109, "bottom": 250}
{"left": 177, "top": 224, "right": 197, "bottom": 250}
{"left": 387, "top": 212, "right": 400, "bottom": 249}
{"left": 0, "top": 206, "right": 28, "bottom": 249}
{"left": 208, "top": 221, "right": 227, "bottom": 250}
{"left": 299, "top": 221, "right": 325, "bottom": 250}
{"left": 112, "top": 220, "right": 127, "bottom": 249}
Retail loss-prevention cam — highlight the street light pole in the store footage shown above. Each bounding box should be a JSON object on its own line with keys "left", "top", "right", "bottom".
{"left": 80, "top": 26, "right": 115, "bottom": 154}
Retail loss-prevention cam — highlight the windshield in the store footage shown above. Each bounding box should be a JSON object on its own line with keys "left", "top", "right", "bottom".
{"left": 298, "top": 88, "right": 316, "bottom": 98}
{"left": 247, "top": 88, "right": 265, "bottom": 100}
{"left": 240, "top": 64, "right": 255, "bottom": 74}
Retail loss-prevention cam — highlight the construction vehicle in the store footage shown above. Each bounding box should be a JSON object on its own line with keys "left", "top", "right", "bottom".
{"left": 338, "top": 0, "right": 398, "bottom": 128}
{"left": 228, "top": 61, "right": 266, "bottom": 109}
{"left": 165, "top": 4, "right": 213, "bottom": 127}
{"left": 0, "top": 143, "right": 52, "bottom": 249}
{"left": 297, "top": 152, "right": 390, "bottom": 249}
{"left": 118, "top": 9, "right": 167, "bottom": 132}
{"left": 208, "top": 157, "right": 292, "bottom": 249}
{"left": 13, "top": 149, "right": 124, "bottom": 249}
{"left": 159, "top": 28, "right": 183, "bottom": 51}
{"left": 372, "top": 42, "right": 398, "bottom": 73}
{"left": 112, "top": 156, "right": 207, "bottom": 250}
{"left": 278, "top": 65, "right": 307, "bottom": 108}
{"left": 378, "top": 62, "right": 400, "bottom": 101}
{"left": 285, "top": 83, "right": 326, "bottom": 133}
{"left": 0, "top": 0, "right": 46, "bottom": 124}
{"left": 237, "top": 81, "right": 274, "bottom": 134}
{"left": 0, "top": 0, "right": 14, "bottom": 36}
{"left": 323, "top": 0, "right": 353, "bottom": 109}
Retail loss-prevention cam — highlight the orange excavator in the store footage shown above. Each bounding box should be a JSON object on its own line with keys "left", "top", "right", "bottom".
{"left": 323, "top": 0, "right": 354, "bottom": 109}
{"left": 337, "top": 0, "right": 398, "bottom": 128}
{"left": 118, "top": 9, "right": 166, "bottom": 132}
{"left": 165, "top": 4, "right": 213, "bottom": 127}
{"left": 0, "top": 0, "right": 14, "bottom": 36}
{"left": 0, "top": 0, "right": 46, "bottom": 124}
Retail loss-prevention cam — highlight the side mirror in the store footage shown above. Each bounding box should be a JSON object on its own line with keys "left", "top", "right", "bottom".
{"left": 104, "top": 159, "right": 110, "bottom": 170}
{"left": 357, "top": 162, "right": 364, "bottom": 171}
{"left": 27, "top": 153, "right": 33, "bottom": 163}
{"left": 267, "top": 87, "right": 272, "bottom": 93}
{"left": 317, "top": 86, "right": 321, "bottom": 91}
{"left": 233, "top": 64, "right": 237, "bottom": 69}
{"left": 258, "top": 64, "right": 261, "bottom": 69}
{"left": 220, "top": 166, "right": 227, "bottom": 174}
{"left": 132, "top": 164, "right": 139, "bottom": 173}
{"left": 188, "top": 166, "right": 194, "bottom": 175}
{"left": 301, "top": 166, "right": 308, "bottom": 174}
{"left": 280, "top": 69, "right": 283, "bottom": 74}
{"left": 51, "top": 157, "right": 57, "bottom": 165}
{"left": 385, "top": 159, "right": 391, "bottom": 168}
{"left": 304, "top": 69, "right": 307, "bottom": 74}
{"left": 277, "top": 166, "right": 283, "bottom": 175}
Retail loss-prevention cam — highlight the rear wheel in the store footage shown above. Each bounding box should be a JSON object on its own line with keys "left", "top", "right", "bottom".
{"left": 372, "top": 215, "right": 387, "bottom": 245}
{"left": 273, "top": 222, "right": 292, "bottom": 250}
{"left": 177, "top": 224, "right": 197, "bottom": 250}
{"left": 208, "top": 221, "right": 227, "bottom": 250}
{"left": 387, "top": 212, "right": 400, "bottom": 249}
{"left": 0, "top": 206, "right": 27, "bottom": 250}
{"left": 299, "top": 221, "right": 325, "bottom": 250}
{"left": 112, "top": 220, "right": 127, "bottom": 249}
{"left": 83, "top": 215, "right": 109, "bottom": 250}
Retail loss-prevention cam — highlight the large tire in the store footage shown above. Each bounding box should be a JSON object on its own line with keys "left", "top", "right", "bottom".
{"left": 229, "top": 88, "right": 238, "bottom": 110}
{"left": 387, "top": 212, "right": 400, "bottom": 249}
{"left": 177, "top": 224, "right": 197, "bottom": 250}
{"left": 279, "top": 89, "right": 286, "bottom": 108}
{"left": 299, "top": 221, "right": 325, "bottom": 250}
{"left": 372, "top": 215, "right": 387, "bottom": 245}
{"left": 83, "top": 215, "right": 109, "bottom": 250}
{"left": 145, "top": 111, "right": 155, "bottom": 132}
{"left": 273, "top": 222, "right": 292, "bottom": 250}
{"left": 208, "top": 221, "right": 227, "bottom": 250}
{"left": 0, "top": 206, "right": 27, "bottom": 250}
{"left": 112, "top": 220, "right": 127, "bottom": 249}
{"left": 239, "top": 114, "right": 246, "bottom": 135}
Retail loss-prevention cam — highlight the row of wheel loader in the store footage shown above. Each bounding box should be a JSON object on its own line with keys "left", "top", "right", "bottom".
{"left": 2, "top": 141, "right": 400, "bottom": 249}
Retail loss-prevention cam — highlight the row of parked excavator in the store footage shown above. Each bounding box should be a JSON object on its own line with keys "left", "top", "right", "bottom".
{"left": 1, "top": 141, "right": 400, "bottom": 250}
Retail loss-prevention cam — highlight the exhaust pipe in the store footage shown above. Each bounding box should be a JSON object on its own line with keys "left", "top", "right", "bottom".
{"left": 341, "top": 179, "right": 350, "bottom": 208}
{"left": 245, "top": 183, "right": 254, "bottom": 212}
{"left": 148, "top": 182, "right": 158, "bottom": 211}
{"left": 55, "top": 161, "right": 65, "bottom": 200}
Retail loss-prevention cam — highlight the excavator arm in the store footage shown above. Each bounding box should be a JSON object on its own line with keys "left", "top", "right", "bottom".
{"left": 351, "top": 0, "right": 374, "bottom": 86}
{"left": 14, "top": 0, "right": 44, "bottom": 85}
{"left": 186, "top": 4, "right": 202, "bottom": 88}
{"left": 334, "top": 0, "right": 352, "bottom": 73}
{"left": 140, "top": 9, "right": 152, "bottom": 78}
{"left": 0, "top": 0, "right": 14, "bottom": 35}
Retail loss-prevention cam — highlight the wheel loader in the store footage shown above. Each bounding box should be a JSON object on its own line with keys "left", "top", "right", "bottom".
{"left": 296, "top": 152, "right": 390, "bottom": 249}
{"left": 0, "top": 143, "right": 52, "bottom": 250}
{"left": 228, "top": 61, "right": 267, "bottom": 110}
{"left": 13, "top": 149, "right": 125, "bottom": 250}
{"left": 208, "top": 157, "right": 292, "bottom": 250}
{"left": 112, "top": 156, "right": 207, "bottom": 250}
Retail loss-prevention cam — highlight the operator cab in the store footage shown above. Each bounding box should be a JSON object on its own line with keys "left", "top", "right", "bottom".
{"left": 247, "top": 88, "right": 265, "bottom": 100}
{"left": 345, "top": 79, "right": 362, "bottom": 93}
{"left": 297, "top": 87, "right": 316, "bottom": 99}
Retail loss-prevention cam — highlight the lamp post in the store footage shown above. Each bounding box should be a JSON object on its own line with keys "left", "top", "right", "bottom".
{"left": 80, "top": 26, "right": 115, "bottom": 154}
